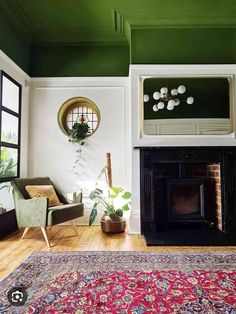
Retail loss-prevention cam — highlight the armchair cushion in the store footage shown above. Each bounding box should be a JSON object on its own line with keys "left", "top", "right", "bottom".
{"left": 25, "top": 185, "right": 63, "bottom": 207}
{"left": 13, "top": 177, "right": 68, "bottom": 204}
{"left": 48, "top": 203, "right": 84, "bottom": 226}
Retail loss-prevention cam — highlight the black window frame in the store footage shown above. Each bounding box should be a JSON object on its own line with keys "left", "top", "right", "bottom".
{"left": 0, "top": 70, "right": 22, "bottom": 183}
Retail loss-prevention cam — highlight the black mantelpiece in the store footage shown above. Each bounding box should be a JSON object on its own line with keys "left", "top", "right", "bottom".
{"left": 139, "top": 147, "right": 236, "bottom": 245}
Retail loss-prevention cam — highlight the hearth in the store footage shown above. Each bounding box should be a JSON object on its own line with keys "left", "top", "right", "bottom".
{"left": 140, "top": 147, "right": 236, "bottom": 245}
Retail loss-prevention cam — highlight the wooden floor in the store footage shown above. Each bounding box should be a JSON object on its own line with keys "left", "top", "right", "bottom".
{"left": 0, "top": 225, "right": 235, "bottom": 281}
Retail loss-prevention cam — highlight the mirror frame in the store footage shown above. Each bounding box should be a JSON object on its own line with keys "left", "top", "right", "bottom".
{"left": 130, "top": 64, "right": 236, "bottom": 147}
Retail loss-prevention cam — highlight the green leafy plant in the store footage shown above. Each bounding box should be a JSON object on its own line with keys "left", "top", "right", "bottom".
{"left": 89, "top": 166, "right": 132, "bottom": 226}
{"left": 69, "top": 122, "right": 90, "bottom": 145}
{"left": 0, "top": 146, "right": 16, "bottom": 179}
{"left": 0, "top": 145, "right": 16, "bottom": 191}
{"left": 0, "top": 132, "right": 17, "bottom": 192}
{"left": 69, "top": 121, "right": 91, "bottom": 172}
{"left": 0, "top": 158, "right": 15, "bottom": 178}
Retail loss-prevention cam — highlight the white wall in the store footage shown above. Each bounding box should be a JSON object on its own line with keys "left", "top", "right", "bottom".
{"left": 0, "top": 50, "right": 30, "bottom": 211}
{"left": 29, "top": 77, "right": 131, "bottom": 225}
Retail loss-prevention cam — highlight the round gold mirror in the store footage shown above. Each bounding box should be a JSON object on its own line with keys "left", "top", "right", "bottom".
{"left": 58, "top": 97, "right": 101, "bottom": 137}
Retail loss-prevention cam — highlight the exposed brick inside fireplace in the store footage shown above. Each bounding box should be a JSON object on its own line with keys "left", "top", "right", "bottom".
{"left": 207, "top": 164, "right": 222, "bottom": 230}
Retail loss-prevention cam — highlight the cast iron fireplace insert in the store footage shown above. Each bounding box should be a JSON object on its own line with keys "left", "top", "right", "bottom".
{"left": 139, "top": 147, "right": 236, "bottom": 246}
{"left": 167, "top": 179, "right": 205, "bottom": 224}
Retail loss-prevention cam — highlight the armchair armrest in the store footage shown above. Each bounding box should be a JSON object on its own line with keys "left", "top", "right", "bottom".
{"left": 11, "top": 181, "right": 49, "bottom": 227}
{"left": 63, "top": 191, "right": 83, "bottom": 204}
{"left": 15, "top": 197, "right": 48, "bottom": 228}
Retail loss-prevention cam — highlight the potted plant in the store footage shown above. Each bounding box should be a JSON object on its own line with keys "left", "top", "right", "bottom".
{"left": 0, "top": 145, "right": 16, "bottom": 214}
{"left": 68, "top": 121, "right": 90, "bottom": 145}
{"left": 68, "top": 120, "right": 90, "bottom": 170}
{"left": 89, "top": 153, "right": 131, "bottom": 233}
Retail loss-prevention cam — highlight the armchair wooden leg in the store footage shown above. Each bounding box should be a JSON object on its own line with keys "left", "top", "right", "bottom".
{"left": 41, "top": 227, "right": 51, "bottom": 248}
{"left": 21, "top": 227, "right": 30, "bottom": 239}
{"left": 71, "top": 220, "right": 78, "bottom": 236}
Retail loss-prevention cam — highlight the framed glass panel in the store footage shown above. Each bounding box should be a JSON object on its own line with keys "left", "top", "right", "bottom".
{"left": 0, "top": 147, "right": 18, "bottom": 178}
{"left": 143, "top": 77, "right": 231, "bottom": 135}
{"left": 0, "top": 70, "right": 21, "bottom": 186}
{"left": 0, "top": 183, "right": 14, "bottom": 211}
{"left": 2, "top": 75, "right": 20, "bottom": 113}
{"left": 1, "top": 111, "right": 19, "bottom": 144}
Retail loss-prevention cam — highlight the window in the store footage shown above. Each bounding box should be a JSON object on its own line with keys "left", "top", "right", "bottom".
{"left": 0, "top": 71, "right": 21, "bottom": 182}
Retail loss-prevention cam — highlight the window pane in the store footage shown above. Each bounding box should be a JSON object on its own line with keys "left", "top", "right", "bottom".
{"left": 1, "top": 111, "right": 19, "bottom": 144}
{"left": 2, "top": 75, "right": 20, "bottom": 113}
{"left": 0, "top": 182, "right": 14, "bottom": 212}
{"left": 0, "top": 147, "right": 18, "bottom": 178}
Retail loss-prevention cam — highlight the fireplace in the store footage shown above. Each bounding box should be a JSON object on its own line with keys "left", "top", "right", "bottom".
{"left": 139, "top": 147, "right": 236, "bottom": 245}
{"left": 167, "top": 179, "right": 205, "bottom": 223}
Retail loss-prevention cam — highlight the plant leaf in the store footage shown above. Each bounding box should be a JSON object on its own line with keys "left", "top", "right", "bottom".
{"left": 122, "top": 204, "right": 130, "bottom": 211}
{"left": 122, "top": 192, "right": 132, "bottom": 200}
{"left": 89, "top": 188, "right": 103, "bottom": 200}
{"left": 115, "top": 209, "right": 123, "bottom": 217}
{"left": 89, "top": 203, "right": 98, "bottom": 226}
{"left": 110, "top": 186, "right": 123, "bottom": 198}
{"left": 97, "top": 166, "right": 107, "bottom": 180}
{"left": 106, "top": 205, "right": 115, "bottom": 215}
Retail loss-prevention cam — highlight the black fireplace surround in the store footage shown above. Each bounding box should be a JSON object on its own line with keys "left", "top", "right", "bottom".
{"left": 139, "top": 147, "right": 236, "bottom": 245}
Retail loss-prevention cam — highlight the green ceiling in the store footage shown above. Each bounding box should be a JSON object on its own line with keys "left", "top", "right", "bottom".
{"left": 1, "top": 0, "right": 236, "bottom": 76}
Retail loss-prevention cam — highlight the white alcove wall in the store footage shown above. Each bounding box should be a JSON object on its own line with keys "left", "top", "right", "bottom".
{"left": 29, "top": 77, "right": 131, "bottom": 225}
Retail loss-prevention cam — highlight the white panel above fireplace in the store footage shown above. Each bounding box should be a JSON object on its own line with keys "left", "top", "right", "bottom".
{"left": 144, "top": 118, "right": 231, "bottom": 135}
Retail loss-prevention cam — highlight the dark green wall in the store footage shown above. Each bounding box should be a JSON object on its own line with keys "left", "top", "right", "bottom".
{"left": 29, "top": 27, "right": 236, "bottom": 76}
{"left": 30, "top": 44, "right": 129, "bottom": 77}
{"left": 131, "top": 28, "right": 236, "bottom": 64}
{"left": 144, "top": 78, "right": 230, "bottom": 119}
{"left": 0, "top": 12, "right": 31, "bottom": 74}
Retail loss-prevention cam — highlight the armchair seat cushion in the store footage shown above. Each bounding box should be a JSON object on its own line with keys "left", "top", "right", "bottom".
{"left": 48, "top": 203, "right": 84, "bottom": 226}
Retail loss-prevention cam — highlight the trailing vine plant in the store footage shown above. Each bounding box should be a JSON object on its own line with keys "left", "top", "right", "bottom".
{"left": 69, "top": 122, "right": 90, "bottom": 144}
{"left": 69, "top": 121, "right": 90, "bottom": 173}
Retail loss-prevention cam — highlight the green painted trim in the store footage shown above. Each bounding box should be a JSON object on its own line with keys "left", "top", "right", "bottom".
{"left": 112, "top": 9, "right": 124, "bottom": 35}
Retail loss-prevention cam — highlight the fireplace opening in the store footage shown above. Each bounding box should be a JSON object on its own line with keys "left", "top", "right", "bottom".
{"left": 154, "top": 162, "right": 222, "bottom": 231}
{"left": 167, "top": 179, "right": 204, "bottom": 223}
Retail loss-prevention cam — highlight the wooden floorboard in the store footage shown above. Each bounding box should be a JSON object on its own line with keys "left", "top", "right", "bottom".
{"left": 0, "top": 225, "right": 235, "bottom": 281}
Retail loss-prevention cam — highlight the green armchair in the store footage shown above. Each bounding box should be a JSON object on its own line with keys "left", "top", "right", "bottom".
{"left": 11, "top": 177, "right": 84, "bottom": 247}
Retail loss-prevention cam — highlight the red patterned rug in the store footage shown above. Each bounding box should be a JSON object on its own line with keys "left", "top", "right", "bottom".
{"left": 0, "top": 251, "right": 236, "bottom": 313}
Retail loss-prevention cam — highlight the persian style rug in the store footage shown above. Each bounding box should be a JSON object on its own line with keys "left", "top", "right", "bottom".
{"left": 0, "top": 251, "right": 235, "bottom": 313}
